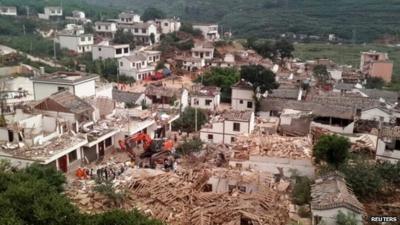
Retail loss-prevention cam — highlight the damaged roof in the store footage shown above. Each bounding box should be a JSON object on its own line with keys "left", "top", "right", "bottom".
{"left": 34, "top": 91, "right": 94, "bottom": 114}
{"left": 311, "top": 173, "right": 365, "bottom": 214}
{"left": 223, "top": 110, "right": 253, "bottom": 121}
{"left": 232, "top": 79, "right": 253, "bottom": 90}
{"left": 112, "top": 89, "right": 143, "bottom": 104}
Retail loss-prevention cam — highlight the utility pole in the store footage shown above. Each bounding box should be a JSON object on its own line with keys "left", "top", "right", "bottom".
{"left": 53, "top": 38, "right": 57, "bottom": 59}
{"left": 195, "top": 107, "right": 198, "bottom": 132}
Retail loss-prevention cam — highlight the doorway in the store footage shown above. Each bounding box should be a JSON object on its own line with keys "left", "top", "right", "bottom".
{"left": 58, "top": 155, "right": 68, "bottom": 173}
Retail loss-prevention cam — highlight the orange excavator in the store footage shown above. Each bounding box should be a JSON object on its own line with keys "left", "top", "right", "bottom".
{"left": 118, "top": 132, "right": 174, "bottom": 168}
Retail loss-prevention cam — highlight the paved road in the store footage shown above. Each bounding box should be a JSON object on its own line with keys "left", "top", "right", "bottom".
{"left": 0, "top": 44, "right": 63, "bottom": 68}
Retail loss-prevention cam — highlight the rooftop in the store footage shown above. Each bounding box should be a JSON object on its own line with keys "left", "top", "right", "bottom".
{"left": 232, "top": 79, "right": 253, "bottom": 90}
{"left": 123, "top": 53, "right": 147, "bottom": 63}
{"left": 112, "top": 89, "right": 143, "bottom": 104}
{"left": 32, "top": 71, "right": 99, "bottom": 85}
{"left": 145, "top": 84, "right": 181, "bottom": 98}
{"left": 34, "top": 91, "right": 94, "bottom": 115}
{"left": 311, "top": 173, "right": 365, "bottom": 214}
{"left": 191, "top": 85, "right": 220, "bottom": 97}
{"left": 222, "top": 110, "right": 253, "bottom": 121}
{"left": 268, "top": 88, "right": 302, "bottom": 100}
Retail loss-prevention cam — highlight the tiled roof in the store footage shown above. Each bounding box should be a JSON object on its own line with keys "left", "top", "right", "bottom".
{"left": 112, "top": 89, "right": 143, "bottom": 104}
{"left": 35, "top": 91, "right": 94, "bottom": 114}
{"left": 232, "top": 79, "right": 253, "bottom": 90}
{"left": 223, "top": 110, "right": 253, "bottom": 121}
{"left": 311, "top": 173, "right": 365, "bottom": 214}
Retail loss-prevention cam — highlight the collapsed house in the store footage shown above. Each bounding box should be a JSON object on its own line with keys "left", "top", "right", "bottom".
{"left": 67, "top": 167, "right": 290, "bottom": 225}
{"left": 229, "top": 133, "right": 314, "bottom": 177}
{"left": 311, "top": 173, "right": 365, "bottom": 225}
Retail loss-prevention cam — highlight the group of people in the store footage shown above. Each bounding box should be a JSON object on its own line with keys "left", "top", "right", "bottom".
{"left": 76, "top": 162, "right": 129, "bottom": 182}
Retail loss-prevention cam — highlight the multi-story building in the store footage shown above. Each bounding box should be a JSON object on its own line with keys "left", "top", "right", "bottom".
{"left": 191, "top": 43, "right": 215, "bottom": 60}
{"left": 32, "top": 71, "right": 98, "bottom": 100}
{"left": 0, "top": 6, "right": 17, "bottom": 16}
{"left": 118, "top": 11, "right": 141, "bottom": 24}
{"left": 92, "top": 40, "right": 130, "bottom": 60}
{"left": 200, "top": 110, "right": 255, "bottom": 145}
{"left": 58, "top": 30, "right": 93, "bottom": 54}
{"left": 95, "top": 21, "right": 118, "bottom": 36}
{"left": 231, "top": 80, "right": 255, "bottom": 111}
{"left": 155, "top": 18, "right": 181, "bottom": 34}
{"left": 193, "top": 24, "right": 220, "bottom": 41}
{"left": 118, "top": 52, "right": 157, "bottom": 81}
{"left": 118, "top": 23, "right": 160, "bottom": 44}
{"left": 39, "top": 6, "right": 63, "bottom": 20}
{"left": 360, "top": 50, "right": 393, "bottom": 82}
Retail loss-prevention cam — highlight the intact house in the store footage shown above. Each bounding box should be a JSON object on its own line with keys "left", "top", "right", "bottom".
{"left": 57, "top": 30, "right": 94, "bottom": 54}
{"left": 191, "top": 43, "right": 215, "bottom": 60}
{"left": 190, "top": 85, "right": 221, "bottom": 110}
{"left": 360, "top": 50, "right": 393, "bottom": 82}
{"left": 118, "top": 51, "right": 161, "bottom": 81}
{"left": 66, "top": 10, "right": 91, "bottom": 24}
{"left": 39, "top": 6, "right": 63, "bottom": 20}
{"left": 0, "top": 6, "right": 17, "bottom": 16}
{"left": 0, "top": 76, "right": 34, "bottom": 114}
{"left": 0, "top": 108, "right": 88, "bottom": 172}
{"left": 311, "top": 173, "right": 365, "bottom": 225}
{"left": 200, "top": 110, "right": 255, "bottom": 145}
{"left": 118, "top": 23, "right": 160, "bottom": 44}
{"left": 95, "top": 21, "right": 118, "bottom": 36}
{"left": 193, "top": 24, "right": 220, "bottom": 41}
{"left": 118, "top": 11, "right": 141, "bottom": 24}
{"left": 210, "top": 53, "right": 235, "bottom": 68}
{"left": 32, "top": 71, "right": 98, "bottom": 100}
{"left": 155, "top": 18, "right": 181, "bottom": 34}
{"left": 231, "top": 80, "right": 255, "bottom": 111}
{"left": 112, "top": 88, "right": 151, "bottom": 108}
{"left": 92, "top": 40, "right": 130, "bottom": 60}
{"left": 177, "top": 56, "right": 205, "bottom": 72}
{"left": 145, "top": 84, "right": 189, "bottom": 112}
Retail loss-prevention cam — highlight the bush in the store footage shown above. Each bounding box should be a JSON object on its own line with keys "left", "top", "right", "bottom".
{"left": 172, "top": 107, "right": 208, "bottom": 133}
{"left": 297, "top": 205, "right": 311, "bottom": 218}
{"left": 291, "top": 175, "right": 312, "bottom": 205}
{"left": 313, "top": 134, "right": 350, "bottom": 169}
{"left": 176, "top": 138, "right": 203, "bottom": 156}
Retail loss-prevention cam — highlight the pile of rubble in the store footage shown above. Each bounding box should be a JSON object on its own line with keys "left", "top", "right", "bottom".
{"left": 233, "top": 134, "right": 312, "bottom": 159}
{"left": 66, "top": 167, "right": 289, "bottom": 225}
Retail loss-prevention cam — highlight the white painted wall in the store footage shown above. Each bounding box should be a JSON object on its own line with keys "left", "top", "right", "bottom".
{"left": 59, "top": 34, "right": 93, "bottom": 53}
{"left": 92, "top": 44, "right": 130, "bottom": 60}
{"left": 230, "top": 156, "right": 315, "bottom": 177}
{"left": 74, "top": 80, "right": 96, "bottom": 98}
{"left": 376, "top": 139, "right": 400, "bottom": 163}
{"left": 311, "top": 121, "right": 355, "bottom": 134}
{"left": 191, "top": 95, "right": 220, "bottom": 110}
{"left": 95, "top": 22, "right": 117, "bottom": 33}
{"left": 312, "top": 208, "right": 363, "bottom": 225}
{"left": 231, "top": 88, "right": 255, "bottom": 111}
{"left": 361, "top": 108, "right": 392, "bottom": 123}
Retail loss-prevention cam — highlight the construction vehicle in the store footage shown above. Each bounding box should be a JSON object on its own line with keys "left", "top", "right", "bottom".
{"left": 118, "top": 132, "right": 174, "bottom": 168}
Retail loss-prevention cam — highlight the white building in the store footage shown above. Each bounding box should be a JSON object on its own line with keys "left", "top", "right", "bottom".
{"left": 231, "top": 80, "right": 255, "bottom": 111}
{"left": 155, "top": 18, "right": 181, "bottom": 34}
{"left": 58, "top": 31, "right": 93, "bottom": 54}
{"left": 211, "top": 53, "right": 235, "bottom": 68}
{"left": 0, "top": 6, "right": 17, "bottom": 16}
{"left": 0, "top": 109, "right": 88, "bottom": 172}
{"left": 66, "top": 10, "right": 91, "bottom": 24}
{"left": 193, "top": 24, "right": 220, "bottom": 41}
{"left": 95, "top": 21, "right": 118, "bottom": 35}
{"left": 311, "top": 173, "right": 365, "bottom": 225}
{"left": 375, "top": 125, "right": 400, "bottom": 163}
{"left": 190, "top": 85, "right": 221, "bottom": 110}
{"left": 145, "top": 85, "right": 189, "bottom": 112}
{"left": 32, "top": 71, "right": 98, "bottom": 100}
{"left": 200, "top": 110, "right": 255, "bottom": 145}
{"left": 118, "top": 23, "right": 160, "bottom": 44}
{"left": 118, "top": 11, "right": 141, "bottom": 24}
{"left": 92, "top": 41, "right": 130, "bottom": 60}
{"left": 119, "top": 54, "right": 154, "bottom": 81}
{"left": 191, "top": 43, "right": 215, "bottom": 60}
{"left": 39, "top": 6, "right": 63, "bottom": 20}
{"left": 179, "top": 57, "right": 205, "bottom": 72}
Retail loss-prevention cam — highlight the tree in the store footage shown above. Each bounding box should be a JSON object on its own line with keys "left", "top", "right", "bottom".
{"left": 291, "top": 175, "right": 312, "bottom": 205}
{"left": 313, "top": 134, "right": 350, "bottom": 169}
{"left": 365, "top": 77, "right": 385, "bottom": 89}
{"left": 313, "top": 64, "right": 329, "bottom": 85}
{"left": 176, "top": 138, "right": 203, "bottom": 155}
{"left": 172, "top": 107, "right": 208, "bottom": 133}
{"left": 336, "top": 211, "right": 359, "bottom": 225}
{"left": 142, "top": 7, "right": 166, "bottom": 22}
{"left": 85, "top": 210, "right": 163, "bottom": 225}
{"left": 196, "top": 67, "right": 240, "bottom": 102}
{"left": 113, "top": 29, "right": 135, "bottom": 49}
{"left": 150, "top": 33, "right": 155, "bottom": 44}
{"left": 240, "top": 65, "right": 279, "bottom": 94}
{"left": 274, "top": 39, "right": 294, "bottom": 60}
{"left": 179, "top": 23, "right": 203, "bottom": 37}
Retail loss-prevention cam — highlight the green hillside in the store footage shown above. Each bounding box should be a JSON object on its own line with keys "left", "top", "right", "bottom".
{"left": 85, "top": 0, "right": 400, "bottom": 42}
